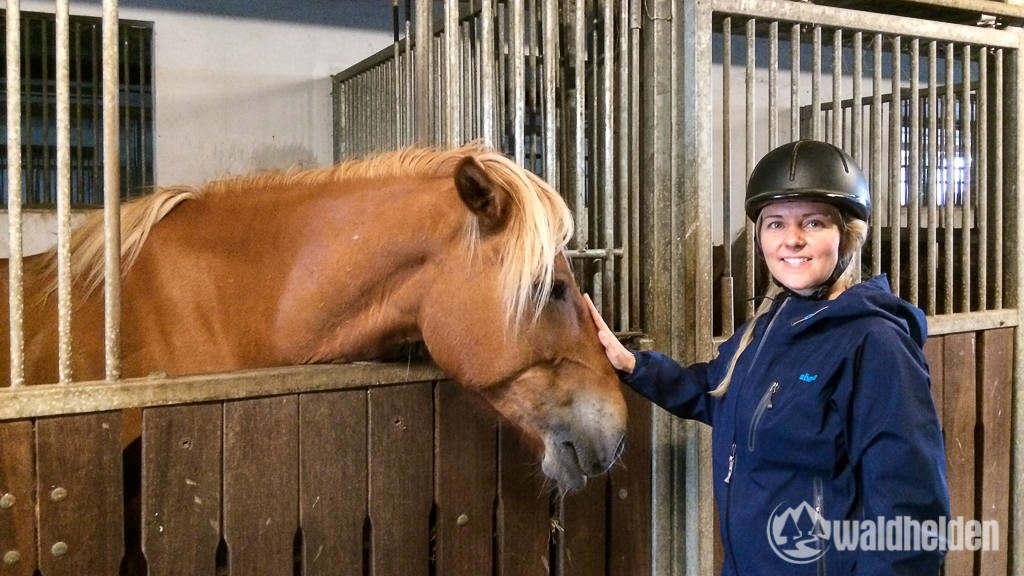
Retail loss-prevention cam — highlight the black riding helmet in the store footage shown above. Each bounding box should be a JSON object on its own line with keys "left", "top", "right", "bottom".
{"left": 745, "top": 139, "right": 870, "bottom": 223}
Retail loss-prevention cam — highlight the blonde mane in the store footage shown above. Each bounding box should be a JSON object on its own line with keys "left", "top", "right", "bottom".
{"left": 30, "top": 142, "right": 574, "bottom": 326}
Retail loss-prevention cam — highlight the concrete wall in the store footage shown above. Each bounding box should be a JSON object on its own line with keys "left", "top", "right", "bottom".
{"left": 5, "top": 0, "right": 392, "bottom": 256}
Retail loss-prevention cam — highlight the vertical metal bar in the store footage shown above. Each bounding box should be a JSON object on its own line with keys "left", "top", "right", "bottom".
{"left": 928, "top": 40, "right": 938, "bottom": 315}
{"left": 889, "top": 36, "right": 901, "bottom": 297}
{"left": 629, "top": 0, "right": 641, "bottom": 328}
{"left": 617, "top": 0, "right": 629, "bottom": 329}
{"left": 446, "top": 0, "right": 462, "bottom": 146}
{"left": 394, "top": 0, "right": 402, "bottom": 149}
{"left": 91, "top": 23, "right": 100, "bottom": 199}
{"left": 43, "top": 17, "right": 51, "bottom": 202}
{"left": 103, "top": 0, "right": 122, "bottom": 381}
{"left": 602, "top": 0, "right": 615, "bottom": 316}
{"left": 872, "top": 34, "right": 882, "bottom": 277}
{"left": 852, "top": 31, "right": 863, "bottom": 283}
{"left": 742, "top": 17, "right": 754, "bottom": 327}
{"left": 463, "top": 20, "right": 473, "bottom": 142}
{"left": 121, "top": 26, "right": 130, "bottom": 197}
{"left": 722, "top": 17, "right": 732, "bottom": 316}
{"left": 979, "top": 46, "right": 988, "bottom": 310}
{"left": 791, "top": 23, "right": 800, "bottom": 140}
{"left": 24, "top": 18, "right": 32, "bottom": 205}
{"left": 75, "top": 22, "right": 83, "bottom": 204}
{"left": 543, "top": 0, "right": 558, "bottom": 186}
{"left": 528, "top": 0, "right": 539, "bottom": 172}
{"left": 832, "top": 29, "right": 842, "bottom": 147}
{"left": 944, "top": 41, "right": 955, "bottom": 314}
{"left": 573, "top": 0, "right": 586, "bottom": 248}
{"left": 138, "top": 28, "right": 147, "bottom": 188}
{"left": 497, "top": 2, "right": 507, "bottom": 149}
{"left": 415, "top": 0, "right": 432, "bottom": 143}
{"left": 57, "top": 0, "right": 73, "bottom": 384}
{"left": 7, "top": 0, "right": 25, "bottom": 387}
{"left": 760, "top": 20, "right": 776, "bottom": 316}
{"left": 909, "top": 38, "right": 920, "bottom": 306}
{"left": 961, "top": 44, "right": 972, "bottom": 311}
{"left": 512, "top": 0, "right": 525, "bottom": 162}
{"left": 995, "top": 48, "right": 1004, "bottom": 309}
{"left": 812, "top": 25, "right": 821, "bottom": 140}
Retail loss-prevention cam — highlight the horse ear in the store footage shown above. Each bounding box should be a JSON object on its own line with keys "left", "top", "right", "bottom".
{"left": 455, "top": 156, "right": 507, "bottom": 230}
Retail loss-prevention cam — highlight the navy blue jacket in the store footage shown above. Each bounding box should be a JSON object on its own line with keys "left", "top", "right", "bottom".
{"left": 624, "top": 275, "right": 949, "bottom": 575}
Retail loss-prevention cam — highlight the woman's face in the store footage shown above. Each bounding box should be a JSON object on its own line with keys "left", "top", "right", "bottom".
{"left": 759, "top": 200, "right": 841, "bottom": 295}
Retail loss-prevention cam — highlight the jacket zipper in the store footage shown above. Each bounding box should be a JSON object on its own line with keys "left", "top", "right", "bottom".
{"left": 814, "top": 476, "right": 827, "bottom": 576}
{"left": 724, "top": 297, "right": 789, "bottom": 574}
{"left": 747, "top": 381, "right": 780, "bottom": 452}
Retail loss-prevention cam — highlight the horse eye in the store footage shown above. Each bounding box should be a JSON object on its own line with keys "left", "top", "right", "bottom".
{"left": 551, "top": 280, "right": 567, "bottom": 301}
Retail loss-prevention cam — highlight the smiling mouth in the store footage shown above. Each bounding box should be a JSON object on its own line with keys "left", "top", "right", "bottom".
{"left": 782, "top": 257, "right": 811, "bottom": 264}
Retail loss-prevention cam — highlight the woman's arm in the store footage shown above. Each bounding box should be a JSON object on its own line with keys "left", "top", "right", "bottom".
{"left": 848, "top": 329, "right": 950, "bottom": 575}
{"left": 586, "top": 295, "right": 719, "bottom": 425}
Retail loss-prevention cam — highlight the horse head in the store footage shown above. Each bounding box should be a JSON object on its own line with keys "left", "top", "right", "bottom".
{"left": 419, "top": 153, "right": 627, "bottom": 491}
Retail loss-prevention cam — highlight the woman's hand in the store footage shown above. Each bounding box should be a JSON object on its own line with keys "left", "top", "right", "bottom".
{"left": 584, "top": 294, "right": 636, "bottom": 374}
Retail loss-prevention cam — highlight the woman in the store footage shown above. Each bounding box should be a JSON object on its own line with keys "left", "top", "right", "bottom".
{"left": 587, "top": 140, "right": 949, "bottom": 574}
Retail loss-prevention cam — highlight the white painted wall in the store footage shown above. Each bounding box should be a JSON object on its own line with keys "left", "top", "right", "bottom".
{"left": 5, "top": 0, "right": 393, "bottom": 256}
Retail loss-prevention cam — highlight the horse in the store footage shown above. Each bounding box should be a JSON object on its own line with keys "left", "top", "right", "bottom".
{"left": 2, "top": 142, "right": 627, "bottom": 491}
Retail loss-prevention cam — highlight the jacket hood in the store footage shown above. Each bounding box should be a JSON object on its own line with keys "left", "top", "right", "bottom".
{"left": 778, "top": 274, "right": 927, "bottom": 348}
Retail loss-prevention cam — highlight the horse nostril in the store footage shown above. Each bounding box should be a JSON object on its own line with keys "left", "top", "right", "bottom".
{"left": 613, "top": 436, "right": 626, "bottom": 460}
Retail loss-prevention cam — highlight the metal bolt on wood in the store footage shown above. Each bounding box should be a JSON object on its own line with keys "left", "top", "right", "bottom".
{"left": 2, "top": 550, "right": 20, "bottom": 565}
{"left": 0, "top": 493, "right": 14, "bottom": 508}
{"left": 50, "top": 487, "right": 67, "bottom": 502}
{"left": 456, "top": 513, "right": 469, "bottom": 526}
{"left": 51, "top": 542, "right": 68, "bottom": 557}
{"left": 618, "top": 488, "right": 628, "bottom": 500}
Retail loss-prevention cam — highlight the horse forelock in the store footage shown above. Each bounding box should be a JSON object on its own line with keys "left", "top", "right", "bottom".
{"left": 28, "top": 142, "right": 573, "bottom": 325}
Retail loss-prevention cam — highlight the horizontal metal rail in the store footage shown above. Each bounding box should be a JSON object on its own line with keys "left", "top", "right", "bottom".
{"left": 712, "top": 0, "right": 1019, "bottom": 47}
{"left": 0, "top": 363, "right": 446, "bottom": 421}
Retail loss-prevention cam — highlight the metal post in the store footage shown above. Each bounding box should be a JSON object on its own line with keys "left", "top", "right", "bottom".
{"left": 602, "top": 0, "right": 615, "bottom": 317}
{"left": 415, "top": 0, "right": 432, "bottom": 144}
{"left": 57, "top": 0, "right": 73, "bottom": 384}
{"left": 909, "top": 38, "right": 920, "bottom": 306}
{"left": 979, "top": 47, "right": 988, "bottom": 311}
{"left": 889, "top": 36, "right": 901, "bottom": 297}
{"left": 852, "top": 31, "right": 863, "bottom": 283}
{"left": 928, "top": 41, "right": 938, "bottom": 315}
{"left": 446, "top": 0, "right": 462, "bottom": 146}
{"left": 812, "top": 26, "right": 821, "bottom": 140}
{"left": 832, "top": 29, "right": 842, "bottom": 147}
{"left": 103, "top": 0, "right": 121, "bottom": 381}
{"left": 573, "top": 0, "right": 586, "bottom": 248}
{"left": 945, "top": 41, "right": 955, "bottom": 314}
{"left": 872, "top": 34, "right": 882, "bottom": 277}
{"left": 961, "top": 44, "right": 972, "bottom": 311}
{"left": 481, "top": 0, "right": 496, "bottom": 147}
{"left": 791, "top": 23, "right": 800, "bottom": 140}
{"left": 7, "top": 0, "right": 24, "bottom": 387}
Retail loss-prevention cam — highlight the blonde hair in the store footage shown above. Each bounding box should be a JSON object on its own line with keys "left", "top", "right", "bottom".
{"left": 709, "top": 210, "right": 868, "bottom": 398}
{"left": 30, "top": 143, "right": 573, "bottom": 328}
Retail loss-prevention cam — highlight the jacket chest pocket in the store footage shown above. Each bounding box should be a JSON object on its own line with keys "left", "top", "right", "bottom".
{"left": 747, "top": 381, "right": 781, "bottom": 452}
{"left": 745, "top": 371, "right": 837, "bottom": 459}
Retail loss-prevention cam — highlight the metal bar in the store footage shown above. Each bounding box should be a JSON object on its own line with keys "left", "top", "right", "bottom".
{"left": 791, "top": 23, "right": 800, "bottom": 140}
{"left": 512, "top": 0, "right": 525, "bottom": 163}
{"left": 722, "top": 16, "right": 732, "bottom": 286}
{"left": 961, "top": 44, "right": 972, "bottom": 311}
{"left": 497, "top": 2, "right": 507, "bottom": 149}
{"left": 602, "top": 0, "right": 615, "bottom": 317}
{"left": 481, "top": 0, "right": 495, "bottom": 146}
{"left": 564, "top": 248, "right": 625, "bottom": 259}
{"left": 852, "top": 31, "right": 863, "bottom": 283}
{"left": 889, "top": 36, "right": 901, "bottom": 297}
{"left": 629, "top": 0, "right": 640, "bottom": 328}
{"left": 711, "top": 0, "right": 1019, "bottom": 48}
{"left": 43, "top": 17, "right": 51, "bottom": 202}
{"left": 910, "top": 38, "right": 920, "bottom": 306}
{"left": 944, "top": 41, "right": 955, "bottom": 314}
{"left": 446, "top": 0, "right": 462, "bottom": 146}
{"left": 91, "top": 22, "right": 100, "bottom": 199}
{"left": 7, "top": 0, "right": 24, "bottom": 387}
{"left": 24, "top": 18, "right": 32, "bottom": 205}
{"left": 872, "top": 33, "right": 882, "bottom": 277}
{"left": 406, "top": 5, "right": 414, "bottom": 146}
{"left": 832, "top": 29, "right": 842, "bottom": 147}
{"left": 979, "top": 47, "right": 988, "bottom": 311}
{"left": 139, "top": 28, "right": 148, "bottom": 188}
{"left": 758, "top": 20, "right": 776, "bottom": 316}
{"left": 75, "top": 22, "right": 83, "bottom": 204}
{"left": 995, "top": 48, "right": 1004, "bottom": 309}
{"left": 394, "top": 0, "right": 402, "bottom": 148}
{"left": 743, "top": 17, "right": 755, "bottom": 325}
{"left": 121, "top": 25, "right": 130, "bottom": 195}
{"left": 812, "top": 25, "right": 821, "bottom": 140}
{"left": 415, "top": 0, "right": 432, "bottom": 143}
{"left": 573, "top": 0, "right": 586, "bottom": 248}
{"left": 543, "top": 0, "right": 558, "bottom": 186}
{"left": 927, "top": 41, "right": 938, "bottom": 315}
{"left": 103, "top": 0, "right": 122, "bottom": 381}
{"left": 0, "top": 364, "right": 445, "bottom": 421}
{"left": 57, "top": 0, "right": 73, "bottom": 384}
{"left": 617, "top": 0, "right": 629, "bottom": 329}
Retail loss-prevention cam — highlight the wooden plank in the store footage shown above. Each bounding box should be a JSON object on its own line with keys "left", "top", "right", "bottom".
{"left": 609, "top": 386, "right": 653, "bottom": 576}
{"left": 560, "top": 476, "right": 607, "bottom": 575}
{"left": 978, "top": 329, "right": 1012, "bottom": 576}
{"left": 223, "top": 396, "right": 298, "bottom": 576}
{"left": 141, "top": 404, "right": 222, "bottom": 576}
{"left": 942, "top": 332, "right": 976, "bottom": 576}
{"left": 36, "top": 412, "right": 123, "bottom": 576}
{"left": 923, "top": 336, "right": 944, "bottom": 424}
{"left": 0, "top": 421, "right": 36, "bottom": 576}
{"left": 497, "top": 423, "right": 551, "bottom": 576}
{"left": 368, "top": 383, "right": 433, "bottom": 576}
{"left": 434, "top": 381, "right": 497, "bottom": 576}
{"left": 299, "top": 391, "right": 367, "bottom": 576}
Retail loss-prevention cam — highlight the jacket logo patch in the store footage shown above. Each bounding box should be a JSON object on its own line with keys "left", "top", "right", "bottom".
{"left": 799, "top": 373, "right": 818, "bottom": 382}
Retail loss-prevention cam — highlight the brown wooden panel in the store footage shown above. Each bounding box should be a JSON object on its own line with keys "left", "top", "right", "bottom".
{"left": 434, "top": 381, "right": 497, "bottom": 576}
{"left": 368, "top": 383, "right": 433, "bottom": 576}
{"left": 560, "top": 475, "right": 607, "bottom": 575}
{"left": 299, "top": 391, "right": 367, "bottom": 576}
{"left": 978, "top": 329, "right": 1011, "bottom": 576}
{"left": 0, "top": 421, "right": 36, "bottom": 576}
{"left": 223, "top": 396, "right": 298, "bottom": 576}
{"left": 36, "top": 412, "right": 124, "bottom": 576}
{"left": 609, "top": 386, "right": 652, "bottom": 576}
{"left": 141, "top": 404, "right": 222, "bottom": 576}
{"left": 942, "top": 332, "right": 975, "bottom": 576}
{"left": 923, "top": 335, "right": 944, "bottom": 424}
{"left": 497, "top": 424, "right": 550, "bottom": 576}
